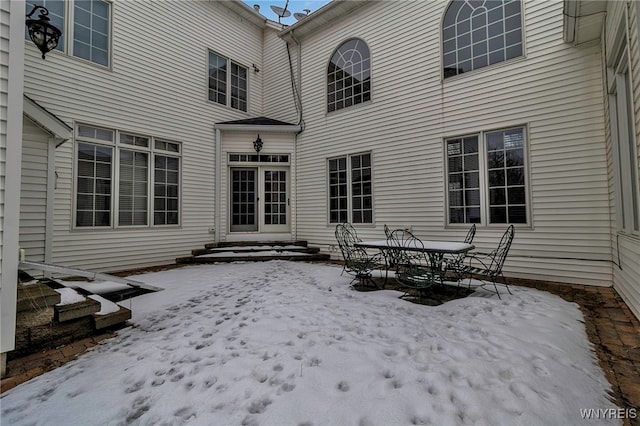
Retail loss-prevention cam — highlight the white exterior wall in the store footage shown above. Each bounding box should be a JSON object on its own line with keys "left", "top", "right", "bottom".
{"left": 22, "top": 1, "right": 268, "bottom": 272}
{"left": 294, "top": 1, "right": 612, "bottom": 285}
{"left": 1, "top": 0, "right": 25, "bottom": 359}
{"left": 604, "top": 1, "right": 640, "bottom": 319}
{"left": 219, "top": 131, "right": 296, "bottom": 241}
{"left": 263, "top": 25, "right": 299, "bottom": 124}
{"left": 19, "top": 118, "right": 51, "bottom": 263}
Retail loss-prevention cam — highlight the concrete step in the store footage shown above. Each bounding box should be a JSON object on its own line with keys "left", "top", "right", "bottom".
{"left": 191, "top": 245, "right": 320, "bottom": 256}
{"left": 203, "top": 240, "right": 308, "bottom": 250}
{"left": 177, "top": 252, "right": 330, "bottom": 264}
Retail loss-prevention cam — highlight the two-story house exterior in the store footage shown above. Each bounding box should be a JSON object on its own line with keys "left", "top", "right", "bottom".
{"left": 2, "top": 0, "right": 639, "bottom": 374}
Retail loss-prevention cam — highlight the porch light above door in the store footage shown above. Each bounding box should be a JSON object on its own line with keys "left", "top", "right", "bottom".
{"left": 253, "top": 135, "right": 263, "bottom": 154}
{"left": 26, "top": 5, "right": 62, "bottom": 59}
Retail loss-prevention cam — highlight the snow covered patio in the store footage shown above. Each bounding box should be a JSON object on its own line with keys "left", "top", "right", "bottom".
{"left": 0, "top": 260, "right": 635, "bottom": 425}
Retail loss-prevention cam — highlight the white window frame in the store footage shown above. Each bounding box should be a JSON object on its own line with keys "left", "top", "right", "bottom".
{"left": 73, "top": 124, "right": 182, "bottom": 229}
{"left": 208, "top": 50, "right": 249, "bottom": 112}
{"left": 608, "top": 33, "right": 640, "bottom": 235}
{"left": 26, "top": 0, "right": 112, "bottom": 68}
{"left": 442, "top": 0, "right": 524, "bottom": 79}
{"left": 327, "top": 152, "right": 374, "bottom": 225}
{"left": 445, "top": 126, "right": 530, "bottom": 227}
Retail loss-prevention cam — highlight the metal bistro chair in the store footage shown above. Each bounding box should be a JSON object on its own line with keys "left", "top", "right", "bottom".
{"left": 388, "top": 229, "right": 439, "bottom": 300}
{"left": 444, "top": 223, "right": 476, "bottom": 283}
{"left": 462, "top": 224, "right": 515, "bottom": 299}
{"left": 334, "top": 223, "right": 382, "bottom": 288}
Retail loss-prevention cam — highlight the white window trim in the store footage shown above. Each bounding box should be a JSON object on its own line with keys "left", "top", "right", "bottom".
{"left": 72, "top": 124, "right": 182, "bottom": 230}
{"left": 326, "top": 151, "right": 374, "bottom": 226}
{"left": 207, "top": 50, "right": 249, "bottom": 112}
{"left": 444, "top": 125, "right": 531, "bottom": 228}
{"left": 607, "top": 28, "right": 640, "bottom": 236}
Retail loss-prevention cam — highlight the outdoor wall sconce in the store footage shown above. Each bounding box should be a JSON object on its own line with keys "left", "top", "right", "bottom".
{"left": 253, "top": 135, "right": 263, "bottom": 154}
{"left": 26, "top": 5, "right": 62, "bottom": 59}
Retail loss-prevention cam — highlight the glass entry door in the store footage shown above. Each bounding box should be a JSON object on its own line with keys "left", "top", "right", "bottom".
{"left": 262, "top": 169, "right": 289, "bottom": 233}
{"left": 230, "top": 168, "right": 258, "bottom": 232}
{"left": 229, "top": 167, "right": 289, "bottom": 233}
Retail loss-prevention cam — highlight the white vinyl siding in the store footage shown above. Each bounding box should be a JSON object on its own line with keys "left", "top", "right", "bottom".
{"left": 262, "top": 26, "right": 298, "bottom": 124}
{"left": 19, "top": 118, "right": 50, "bottom": 262}
{"left": 22, "top": 1, "right": 264, "bottom": 271}
{"left": 295, "top": 0, "right": 611, "bottom": 285}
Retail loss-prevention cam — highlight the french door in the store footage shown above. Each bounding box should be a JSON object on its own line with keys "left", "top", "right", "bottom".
{"left": 230, "top": 167, "right": 289, "bottom": 233}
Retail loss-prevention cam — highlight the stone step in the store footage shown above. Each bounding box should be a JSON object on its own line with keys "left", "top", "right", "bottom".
{"left": 191, "top": 245, "right": 320, "bottom": 256}
{"left": 16, "top": 282, "right": 61, "bottom": 313}
{"left": 177, "top": 252, "right": 330, "bottom": 264}
{"left": 203, "top": 240, "right": 308, "bottom": 250}
{"left": 55, "top": 298, "right": 101, "bottom": 323}
{"left": 92, "top": 306, "right": 132, "bottom": 330}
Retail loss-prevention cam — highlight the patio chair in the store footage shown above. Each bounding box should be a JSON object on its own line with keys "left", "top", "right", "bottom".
{"left": 443, "top": 224, "right": 476, "bottom": 282}
{"left": 387, "top": 229, "right": 439, "bottom": 299}
{"left": 462, "top": 224, "right": 515, "bottom": 299}
{"left": 334, "top": 223, "right": 383, "bottom": 288}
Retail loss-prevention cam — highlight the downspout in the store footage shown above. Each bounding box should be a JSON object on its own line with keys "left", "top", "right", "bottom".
{"left": 214, "top": 128, "right": 222, "bottom": 243}
{"left": 564, "top": 0, "right": 578, "bottom": 44}
{"left": 288, "top": 29, "right": 303, "bottom": 240}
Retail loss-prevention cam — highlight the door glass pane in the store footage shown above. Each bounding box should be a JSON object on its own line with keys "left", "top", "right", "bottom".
{"left": 231, "top": 169, "right": 257, "bottom": 231}
{"left": 264, "top": 171, "right": 287, "bottom": 225}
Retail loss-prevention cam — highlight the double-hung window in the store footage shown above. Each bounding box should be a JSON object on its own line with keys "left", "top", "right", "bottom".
{"left": 328, "top": 153, "right": 373, "bottom": 224}
{"left": 75, "top": 124, "right": 181, "bottom": 228}
{"left": 446, "top": 126, "right": 528, "bottom": 225}
{"left": 208, "top": 51, "right": 248, "bottom": 112}
{"left": 25, "top": 0, "right": 111, "bottom": 67}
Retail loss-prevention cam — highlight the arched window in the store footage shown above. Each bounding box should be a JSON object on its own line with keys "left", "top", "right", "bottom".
{"left": 327, "top": 38, "right": 371, "bottom": 112}
{"left": 442, "top": 0, "right": 523, "bottom": 78}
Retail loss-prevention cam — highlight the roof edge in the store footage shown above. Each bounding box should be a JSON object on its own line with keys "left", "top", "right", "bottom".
{"left": 23, "top": 95, "right": 73, "bottom": 140}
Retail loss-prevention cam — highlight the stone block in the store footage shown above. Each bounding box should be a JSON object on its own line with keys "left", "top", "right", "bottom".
{"left": 16, "top": 283, "right": 60, "bottom": 313}
{"left": 55, "top": 298, "right": 101, "bottom": 322}
{"left": 92, "top": 306, "right": 131, "bottom": 330}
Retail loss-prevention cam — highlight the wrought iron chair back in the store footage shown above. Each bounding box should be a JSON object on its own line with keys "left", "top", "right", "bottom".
{"left": 387, "top": 229, "right": 438, "bottom": 299}
{"left": 445, "top": 224, "right": 476, "bottom": 280}
{"left": 334, "top": 223, "right": 380, "bottom": 287}
{"left": 464, "top": 224, "right": 515, "bottom": 298}
{"left": 464, "top": 223, "right": 477, "bottom": 244}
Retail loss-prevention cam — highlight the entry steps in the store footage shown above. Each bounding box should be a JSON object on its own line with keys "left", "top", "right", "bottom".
{"left": 176, "top": 240, "right": 330, "bottom": 264}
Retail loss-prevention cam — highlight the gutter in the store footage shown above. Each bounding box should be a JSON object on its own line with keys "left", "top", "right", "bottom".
{"left": 563, "top": 0, "right": 578, "bottom": 44}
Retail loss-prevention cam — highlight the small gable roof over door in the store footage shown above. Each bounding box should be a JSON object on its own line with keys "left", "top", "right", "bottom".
{"left": 215, "top": 116, "right": 301, "bottom": 132}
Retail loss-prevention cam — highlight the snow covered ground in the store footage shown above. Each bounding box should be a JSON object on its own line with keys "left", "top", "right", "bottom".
{"left": 1, "top": 261, "right": 618, "bottom": 425}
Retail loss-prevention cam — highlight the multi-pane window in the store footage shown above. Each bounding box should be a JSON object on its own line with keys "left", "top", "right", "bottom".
{"left": 75, "top": 125, "right": 181, "bottom": 228}
{"left": 209, "top": 51, "right": 248, "bottom": 112}
{"left": 154, "top": 146, "right": 180, "bottom": 226}
{"left": 25, "top": 0, "right": 66, "bottom": 53}
{"left": 25, "top": 0, "right": 111, "bottom": 66}
{"left": 609, "top": 43, "right": 640, "bottom": 234}
{"left": 446, "top": 127, "right": 528, "bottom": 225}
{"left": 442, "top": 0, "right": 522, "bottom": 78}
{"left": 327, "top": 38, "right": 371, "bottom": 112}
{"left": 73, "top": 0, "right": 110, "bottom": 66}
{"left": 328, "top": 153, "right": 373, "bottom": 224}
{"left": 76, "top": 142, "right": 113, "bottom": 227}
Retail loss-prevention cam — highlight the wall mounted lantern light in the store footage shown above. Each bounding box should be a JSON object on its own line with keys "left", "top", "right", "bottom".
{"left": 253, "top": 135, "right": 263, "bottom": 154}
{"left": 26, "top": 5, "right": 62, "bottom": 59}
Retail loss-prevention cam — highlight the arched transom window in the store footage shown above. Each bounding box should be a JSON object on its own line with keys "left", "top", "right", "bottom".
{"left": 443, "top": 0, "right": 523, "bottom": 78}
{"left": 327, "top": 38, "right": 371, "bottom": 112}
